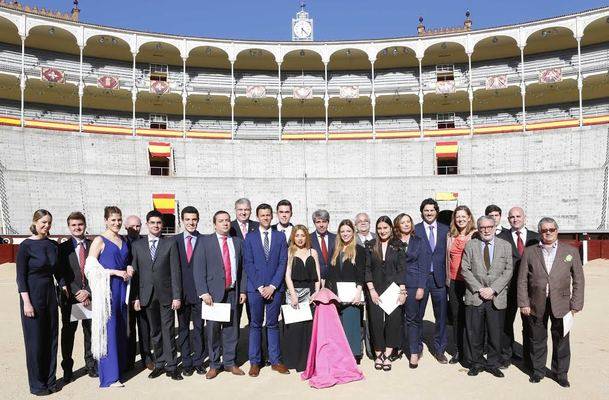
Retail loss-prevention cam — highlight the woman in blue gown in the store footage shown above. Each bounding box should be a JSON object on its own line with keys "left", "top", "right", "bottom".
{"left": 87, "top": 206, "right": 132, "bottom": 387}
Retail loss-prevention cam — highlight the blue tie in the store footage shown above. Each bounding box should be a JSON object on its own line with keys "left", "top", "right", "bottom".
{"left": 150, "top": 239, "right": 158, "bottom": 262}
{"left": 263, "top": 231, "right": 270, "bottom": 260}
{"left": 429, "top": 226, "right": 435, "bottom": 272}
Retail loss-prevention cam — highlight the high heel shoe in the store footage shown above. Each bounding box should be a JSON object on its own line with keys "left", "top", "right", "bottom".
{"left": 382, "top": 354, "right": 392, "bottom": 371}
{"left": 388, "top": 350, "right": 403, "bottom": 362}
{"left": 374, "top": 355, "right": 383, "bottom": 370}
{"left": 409, "top": 354, "right": 419, "bottom": 369}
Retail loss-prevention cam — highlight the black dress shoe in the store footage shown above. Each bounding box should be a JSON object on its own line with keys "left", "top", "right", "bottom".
{"left": 499, "top": 360, "right": 510, "bottom": 370}
{"left": 434, "top": 352, "right": 448, "bottom": 364}
{"left": 529, "top": 375, "right": 543, "bottom": 383}
{"left": 182, "top": 367, "right": 194, "bottom": 376}
{"left": 48, "top": 386, "right": 61, "bottom": 394}
{"left": 467, "top": 367, "right": 482, "bottom": 376}
{"left": 487, "top": 368, "right": 505, "bottom": 378}
{"left": 557, "top": 378, "right": 570, "bottom": 388}
{"left": 88, "top": 369, "right": 99, "bottom": 378}
{"left": 148, "top": 368, "right": 165, "bottom": 379}
{"left": 169, "top": 370, "right": 183, "bottom": 381}
{"left": 63, "top": 373, "right": 73, "bottom": 383}
{"left": 195, "top": 365, "right": 206, "bottom": 375}
{"left": 449, "top": 354, "right": 459, "bottom": 364}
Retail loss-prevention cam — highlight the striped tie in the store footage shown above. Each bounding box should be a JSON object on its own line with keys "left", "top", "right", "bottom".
{"left": 150, "top": 239, "right": 158, "bottom": 262}
{"left": 263, "top": 231, "right": 270, "bottom": 260}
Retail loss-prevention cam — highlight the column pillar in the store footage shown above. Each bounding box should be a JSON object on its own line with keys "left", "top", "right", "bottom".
{"left": 131, "top": 51, "right": 137, "bottom": 136}
{"left": 418, "top": 57, "right": 424, "bottom": 138}
{"left": 324, "top": 61, "right": 329, "bottom": 141}
{"left": 468, "top": 52, "right": 474, "bottom": 136}
{"left": 370, "top": 58, "right": 376, "bottom": 140}
{"left": 520, "top": 45, "right": 526, "bottom": 132}
{"left": 577, "top": 36, "right": 583, "bottom": 127}
{"left": 182, "top": 57, "right": 187, "bottom": 138}
{"left": 230, "top": 59, "right": 235, "bottom": 140}
{"left": 78, "top": 45, "right": 84, "bottom": 133}
{"left": 20, "top": 35, "right": 25, "bottom": 128}
{"left": 277, "top": 61, "right": 282, "bottom": 140}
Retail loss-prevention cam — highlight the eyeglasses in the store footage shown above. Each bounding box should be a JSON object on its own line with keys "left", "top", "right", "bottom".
{"left": 540, "top": 228, "right": 557, "bottom": 234}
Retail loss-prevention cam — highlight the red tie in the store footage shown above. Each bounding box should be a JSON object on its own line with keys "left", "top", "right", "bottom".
{"left": 222, "top": 236, "right": 232, "bottom": 288}
{"left": 186, "top": 236, "right": 193, "bottom": 263}
{"left": 320, "top": 234, "right": 329, "bottom": 265}
{"left": 516, "top": 230, "right": 524, "bottom": 256}
{"left": 78, "top": 241, "right": 86, "bottom": 288}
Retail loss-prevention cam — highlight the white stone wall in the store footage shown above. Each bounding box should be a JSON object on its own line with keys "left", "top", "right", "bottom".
{"left": 1, "top": 125, "right": 607, "bottom": 235}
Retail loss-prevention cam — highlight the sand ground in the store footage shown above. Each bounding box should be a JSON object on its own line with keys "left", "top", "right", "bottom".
{"left": 1, "top": 260, "right": 608, "bottom": 400}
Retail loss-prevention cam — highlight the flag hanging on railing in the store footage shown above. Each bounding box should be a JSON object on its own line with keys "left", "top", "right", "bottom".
{"left": 293, "top": 86, "right": 313, "bottom": 99}
{"left": 539, "top": 68, "right": 562, "bottom": 84}
{"left": 152, "top": 193, "right": 175, "bottom": 214}
{"left": 150, "top": 81, "right": 170, "bottom": 95}
{"left": 41, "top": 67, "right": 65, "bottom": 83}
{"left": 98, "top": 75, "right": 120, "bottom": 90}
{"left": 435, "top": 141, "right": 458, "bottom": 159}
{"left": 246, "top": 86, "right": 266, "bottom": 98}
{"left": 148, "top": 142, "right": 171, "bottom": 158}
{"left": 340, "top": 86, "right": 359, "bottom": 99}
{"left": 485, "top": 75, "right": 508, "bottom": 90}
{"left": 436, "top": 80, "right": 455, "bottom": 94}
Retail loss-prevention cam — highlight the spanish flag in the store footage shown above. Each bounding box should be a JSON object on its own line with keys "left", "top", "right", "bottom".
{"left": 436, "top": 192, "right": 459, "bottom": 201}
{"left": 152, "top": 194, "right": 175, "bottom": 214}
{"left": 435, "top": 141, "right": 458, "bottom": 159}
{"left": 148, "top": 142, "right": 171, "bottom": 158}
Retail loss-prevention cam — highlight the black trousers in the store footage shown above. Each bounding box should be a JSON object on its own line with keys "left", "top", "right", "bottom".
{"left": 501, "top": 280, "right": 532, "bottom": 368}
{"left": 145, "top": 298, "right": 178, "bottom": 372}
{"left": 127, "top": 306, "right": 153, "bottom": 368}
{"left": 465, "top": 301, "right": 504, "bottom": 369}
{"left": 177, "top": 301, "right": 206, "bottom": 368}
{"left": 448, "top": 280, "right": 468, "bottom": 360}
{"left": 206, "top": 290, "right": 240, "bottom": 369}
{"left": 60, "top": 303, "right": 96, "bottom": 374}
{"left": 528, "top": 299, "right": 571, "bottom": 379}
{"left": 367, "top": 300, "right": 403, "bottom": 351}
{"left": 21, "top": 300, "right": 58, "bottom": 395}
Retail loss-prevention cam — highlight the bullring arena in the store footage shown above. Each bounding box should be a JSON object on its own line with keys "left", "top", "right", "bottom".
{"left": 0, "top": 0, "right": 608, "bottom": 398}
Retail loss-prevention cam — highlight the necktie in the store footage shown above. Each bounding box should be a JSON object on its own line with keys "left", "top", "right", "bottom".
{"left": 484, "top": 242, "right": 491, "bottom": 269}
{"left": 78, "top": 241, "right": 86, "bottom": 288}
{"left": 320, "top": 233, "right": 329, "bottom": 265}
{"left": 222, "top": 236, "right": 232, "bottom": 288}
{"left": 516, "top": 230, "right": 524, "bottom": 256}
{"left": 428, "top": 226, "right": 436, "bottom": 251}
{"left": 150, "top": 239, "right": 157, "bottom": 262}
{"left": 263, "top": 231, "right": 270, "bottom": 260}
{"left": 186, "top": 236, "right": 193, "bottom": 263}
{"left": 240, "top": 222, "right": 248, "bottom": 238}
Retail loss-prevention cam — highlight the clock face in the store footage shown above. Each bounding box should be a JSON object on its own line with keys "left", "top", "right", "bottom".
{"left": 293, "top": 20, "right": 312, "bottom": 39}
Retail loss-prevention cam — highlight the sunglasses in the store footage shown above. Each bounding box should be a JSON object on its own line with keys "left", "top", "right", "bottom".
{"left": 540, "top": 228, "right": 557, "bottom": 234}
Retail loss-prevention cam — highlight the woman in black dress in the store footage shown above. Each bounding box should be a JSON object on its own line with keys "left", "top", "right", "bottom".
{"left": 283, "top": 225, "right": 321, "bottom": 371}
{"left": 365, "top": 216, "right": 407, "bottom": 371}
{"left": 324, "top": 219, "right": 366, "bottom": 363}
{"left": 16, "top": 210, "right": 66, "bottom": 396}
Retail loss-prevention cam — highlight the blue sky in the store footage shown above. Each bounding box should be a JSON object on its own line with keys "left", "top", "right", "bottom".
{"left": 25, "top": 1, "right": 609, "bottom": 40}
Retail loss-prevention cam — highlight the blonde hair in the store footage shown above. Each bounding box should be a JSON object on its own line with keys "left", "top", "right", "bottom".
{"left": 288, "top": 225, "right": 311, "bottom": 257}
{"left": 331, "top": 219, "right": 356, "bottom": 266}
{"left": 450, "top": 205, "right": 476, "bottom": 237}
{"left": 30, "top": 209, "right": 53, "bottom": 236}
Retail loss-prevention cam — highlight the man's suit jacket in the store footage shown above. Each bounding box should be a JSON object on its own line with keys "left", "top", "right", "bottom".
{"left": 497, "top": 228, "right": 540, "bottom": 274}
{"left": 175, "top": 231, "right": 203, "bottom": 305}
{"left": 193, "top": 234, "right": 247, "bottom": 302}
{"left": 132, "top": 236, "right": 182, "bottom": 307}
{"left": 517, "top": 241, "right": 585, "bottom": 318}
{"left": 356, "top": 232, "right": 377, "bottom": 247}
{"left": 229, "top": 219, "right": 259, "bottom": 241}
{"left": 243, "top": 229, "right": 288, "bottom": 293}
{"left": 310, "top": 231, "right": 336, "bottom": 279}
{"left": 414, "top": 221, "right": 450, "bottom": 288}
{"left": 460, "top": 237, "right": 513, "bottom": 309}
{"left": 57, "top": 238, "right": 92, "bottom": 304}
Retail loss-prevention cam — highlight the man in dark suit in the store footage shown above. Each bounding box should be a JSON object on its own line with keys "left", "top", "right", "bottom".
{"left": 230, "top": 198, "right": 259, "bottom": 240}
{"left": 497, "top": 207, "right": 540, "bottom": 369}
{"left": 244, "top": 203, "right": 289, "bottom": 377}
{"left": 485, "top": 204, "right": 510, "bottom": 236}
{"left": 132, "top": 210, "right": 183, "bottom": 381}
{"left": 271, "top": 199, "right": 294, "bottom": 243}
{"left": 518, "top": 217, "right": 585, "bottom": 388}
{"left": 413, "top": 198, "right": 449, "bottom": 363}
{"left": 460, "top": 216, "right": 513, "bottom": 378}
{"left": 309, "top": 209, "right": 336, "bottom": 280}
{"left": 57, "top": 212, "right": 97, "bottom": 382}
{"left": 174, "top": 206, "right": 206, "bottom": 376}
{"left": 124, "top": 215, "right": 154, "bottom": 371}
{"left": 194, "top": 211, "right": 248, "bottom": 379}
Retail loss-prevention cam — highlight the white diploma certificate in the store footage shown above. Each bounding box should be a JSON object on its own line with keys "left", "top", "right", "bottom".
{"left": 563, "top": 312, "right": 574, "bottom": 337}
{"left": 336, "top": 282, "right": 364, "bottom": 303}
{"left": 281, "top": 302, "right": 313, "bottom": 324}
{"left": 201, "top": 302, "right": 231, "bottom": 323}
{"left": 70, "top": 303, "right": 92, "bottom": 322}
{"left": 125, "top": 281, "right": 131, "bottom": 305}
{"left": 378, "top": 283, "right": 401, "bottom": 315}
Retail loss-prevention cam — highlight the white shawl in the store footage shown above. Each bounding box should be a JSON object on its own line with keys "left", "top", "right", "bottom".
{"left": 84, "top": 255, "right": 112, "bottom": 360}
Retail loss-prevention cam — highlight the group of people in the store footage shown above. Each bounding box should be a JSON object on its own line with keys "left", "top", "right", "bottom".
{"left": 16, "top": 198, "right": 585, "bottom": 396}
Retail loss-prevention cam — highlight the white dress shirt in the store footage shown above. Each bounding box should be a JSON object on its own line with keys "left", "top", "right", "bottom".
{"left": 276, "top": 224, "right": 293, "bottom": 243}
{"left": 216, "top": 233, "right": 236, "bottom": 288}
{"left": 72, "top": 237, "right": 86, "bottom": 265}
{"left": 147, "top": 234, "right": 160, "bottom": 250}
{"left": 259, "top": 226, "right": 272, "bottom": 250}
{"left": 511, "top": 227, "right": 528, "bottom": 245}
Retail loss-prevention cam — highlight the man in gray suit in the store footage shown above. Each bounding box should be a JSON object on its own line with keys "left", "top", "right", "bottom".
{"left": 355, "top": 212, "right": 376, "bottom": 246}
{"left": 132, "top": 210, "right": 183, "bottom": 381}
{"left": 194, "top": 211, "right": 247, "bottom": 379}
{"left": 460, "top": 215, "right": 513, "bottom": 378}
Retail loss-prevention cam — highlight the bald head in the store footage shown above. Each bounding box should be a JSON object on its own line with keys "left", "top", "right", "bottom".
{"left": 125, "top": 215, "right": 142, "bottom": 238}
{"left": 507, "top": 207, "right": 526, "bottom": 231}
